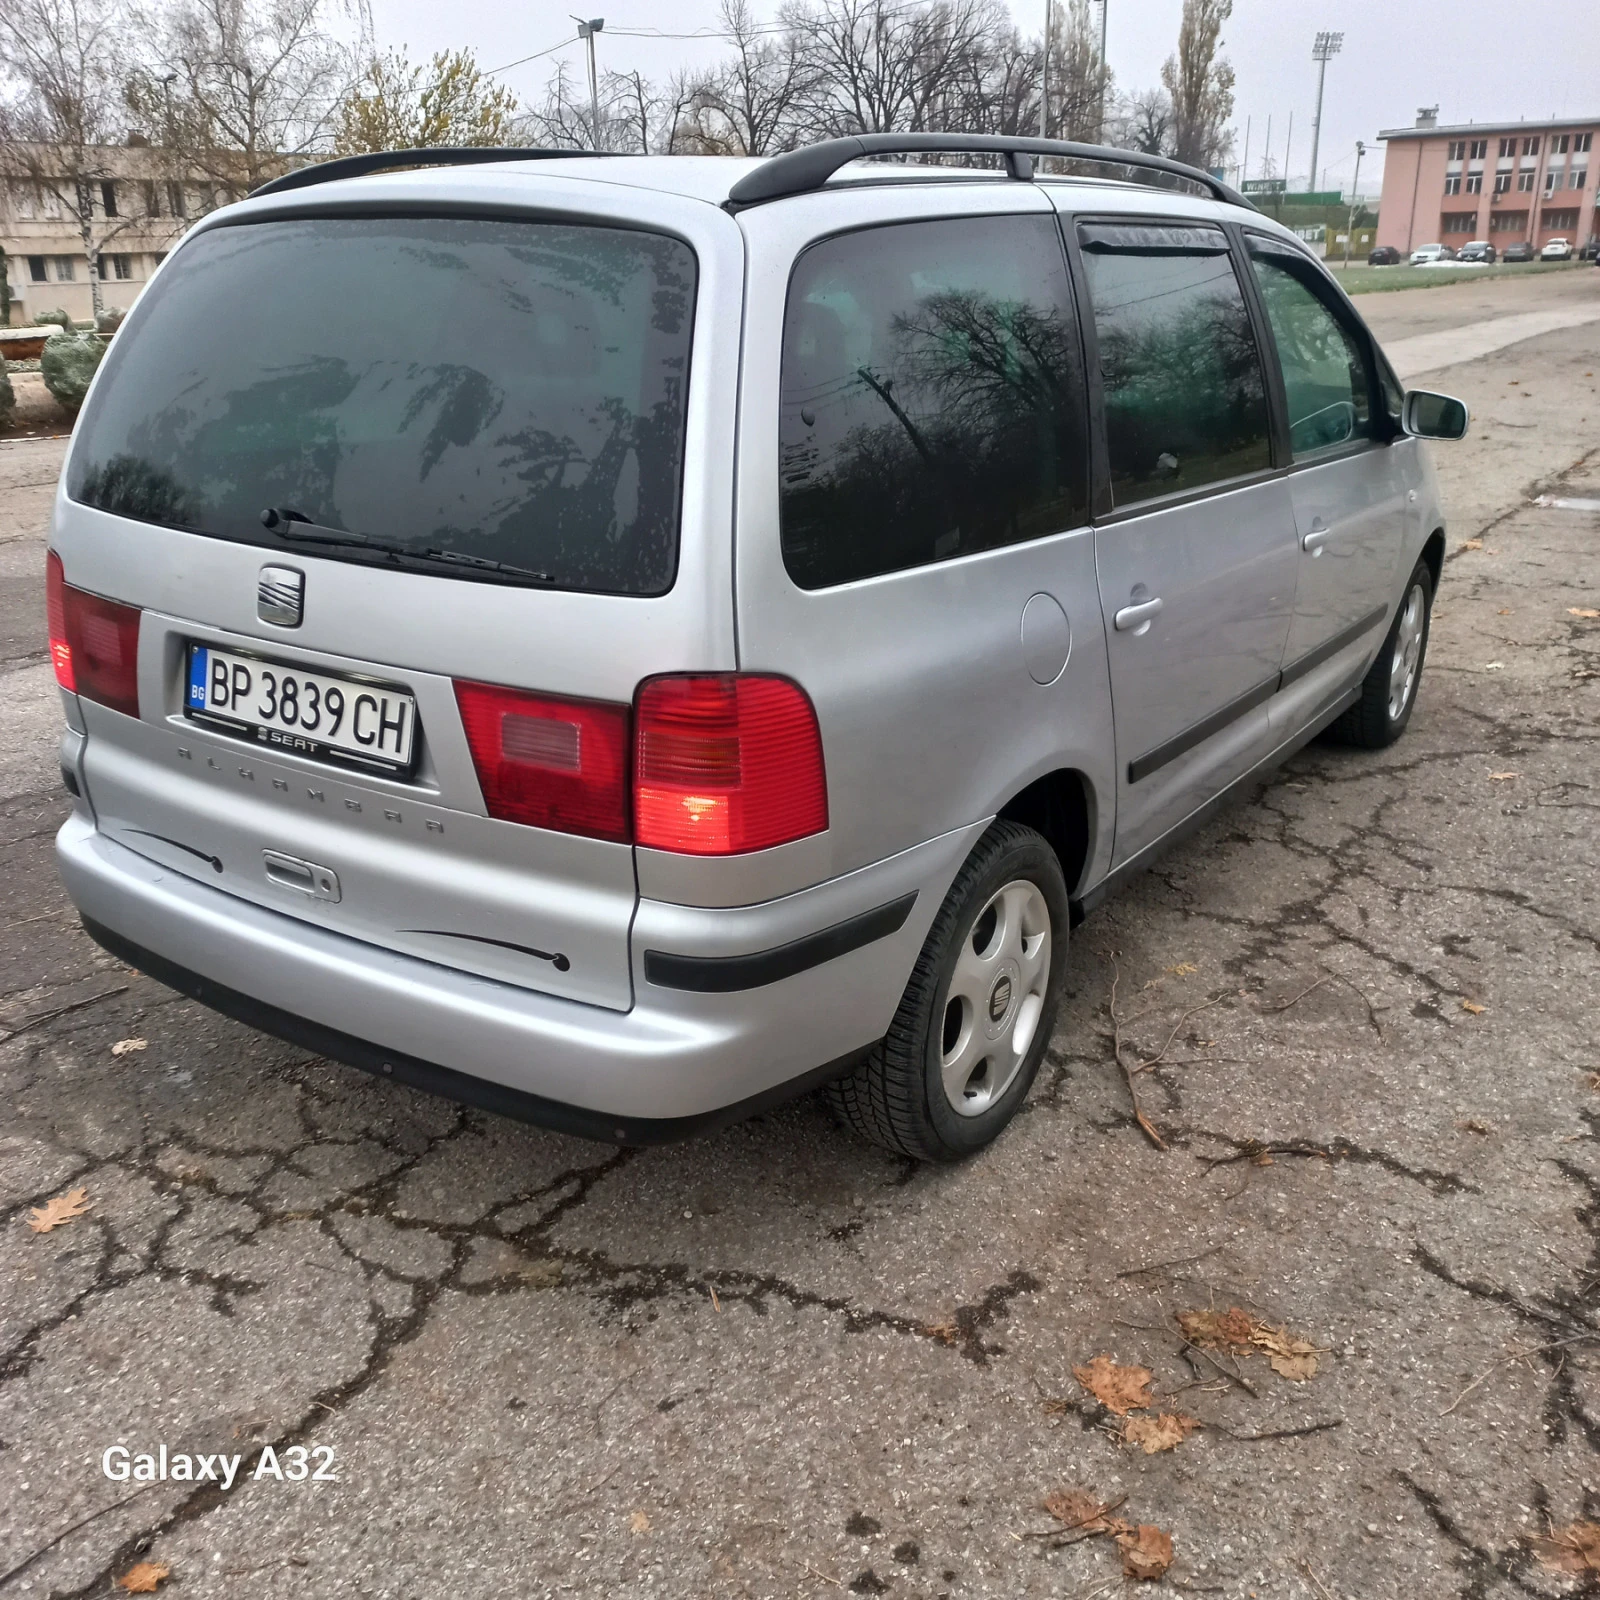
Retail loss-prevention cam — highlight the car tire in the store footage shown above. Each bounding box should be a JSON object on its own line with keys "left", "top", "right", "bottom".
{"left": 825, "top": 820, "right": 1069, "bottom": 1162}
{"left": 1327, "top": 558, "right": 1434, "bottom": 749}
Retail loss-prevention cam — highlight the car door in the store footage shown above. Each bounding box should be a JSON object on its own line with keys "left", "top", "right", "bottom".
{"left": 1068, "top": 217, "right": 1299, "bottom": 867}
{"left": 1243, "top": 236, "right": 1408, "bottom": 728}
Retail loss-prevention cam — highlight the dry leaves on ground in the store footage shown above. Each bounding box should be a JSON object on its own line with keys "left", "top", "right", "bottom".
{"left": 1461, "top": 999, "right": 1487, "bottom": 1015}
{"left": 26, "top": 1187, "right": 92, "bottom": 1234}
{"left": 115, "top": 1562, "right": 172, "bottom": 1593}
{"left": 1569, "top": 608, "right": 1600, "bottom": 620}
{"left": 1123, "top": 1413, "right": 1202, "bottom": 1454}
{"left": 1533, "top": 1521, "right": 1600, "bottom": 1575}
{"left": 1166, "top": 962, "right": 1198, "bottom": 977}
{"left": 1042, "top": 1490, "right": 1175, "bottom": 1581}
{"left": 629, "top": 1510, "right": 651, "bottom": 1534}
{"left": 110, "top": 1037, "right": 147, "bottom": 1056}
{"left": 1178, "top": 1307, "right": 1322, "bottom": 1381}
{"left": 1488, "top": 772, "right": 1519, "bottom": 782}
{"left": 1459, "top": 538, "right": 1484, "bottom": 551}
{"left": 1073, "top": 1355, "right": 1154, "bottom": 1415}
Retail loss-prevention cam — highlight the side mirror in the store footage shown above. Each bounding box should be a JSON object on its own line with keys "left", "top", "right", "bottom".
{"left": 1403, "top": 389, "right": 1469, "bottom": 440}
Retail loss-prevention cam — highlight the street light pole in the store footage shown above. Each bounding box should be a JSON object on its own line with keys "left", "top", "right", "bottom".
{"left": 1344, "top": 140, "right": 1364, "bottom": 270}
{"left": 1039, "top": 0, "right": 1051, "bottom": 141}
{"left": 1098, "top": 0, "right": 1109, "bottom": 143}
{"left": 1309, "top": 30, "right": 1343, "bottom": 202}
{"left": 574, "top": 17, "right": 605, "bottom": 151}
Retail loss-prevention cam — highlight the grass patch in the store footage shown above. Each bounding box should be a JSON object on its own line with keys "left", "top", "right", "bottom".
{"left": 1325, "top": 260, "right": 1589, "bottom": 294}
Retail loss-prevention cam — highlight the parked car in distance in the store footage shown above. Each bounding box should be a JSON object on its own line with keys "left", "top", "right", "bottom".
{"left": 45, "top": 134, "right": 1472, "bottom": 1162}
{"left": 1501, "top": 240, "right": 1537, "bottom": 262}
{"left": 1368, "top": 244, "right": 1402, "bottom": 266}
{"left": 1457, "top": 240, "right": 1496, "bottom": 264}
{"left": 1409, "top": 243, "right": 1455, "bottom": 265}
{"left": 1580, "top": 238, "right": 1600, "bottom": 261}
{"left": 1541, "top": 237, "right": 1574, "bottom": 260}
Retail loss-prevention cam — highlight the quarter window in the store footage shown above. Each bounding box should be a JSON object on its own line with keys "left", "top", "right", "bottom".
{"left": 778, "top": 215, "right": 1089, "bottom": 590}
{"left": 1248, "top": 244, "right": 1375, "bottom": 460}
{"left": 1077, "top": 222, "right": 1271, "bottom": 507}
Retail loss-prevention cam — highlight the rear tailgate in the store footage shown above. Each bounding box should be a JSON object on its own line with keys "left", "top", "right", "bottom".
{"left": 51, "top": 171, "right": 744, "bottom": 1012}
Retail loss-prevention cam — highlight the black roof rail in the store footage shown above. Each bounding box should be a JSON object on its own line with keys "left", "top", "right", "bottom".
{"left": 724, "top": 133, "right": 1253, "bottom": 211}
{"left": 250, "top": 146, "right": 600, "bottom": 198}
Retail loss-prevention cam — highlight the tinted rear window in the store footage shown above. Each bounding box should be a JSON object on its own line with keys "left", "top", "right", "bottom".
{"left": 68, "top": 216, "right": 697, "bottom": 595}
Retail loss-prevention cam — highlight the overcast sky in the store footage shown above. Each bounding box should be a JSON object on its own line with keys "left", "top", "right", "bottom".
{"left": 369, "top": 0, "right": 1600, "bottom": 197}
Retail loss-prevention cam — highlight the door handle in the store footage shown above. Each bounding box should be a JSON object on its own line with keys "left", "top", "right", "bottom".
{"left": 1114, "top": 597, "right": 1164, "bottom": 632}
{"left": 1301, "top": 528, "right": 1330, "bottom": 555}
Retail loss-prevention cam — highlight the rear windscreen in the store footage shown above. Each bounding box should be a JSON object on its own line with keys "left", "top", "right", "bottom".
{"left": 68, "top": 216, "right": 697, "bottom": 595}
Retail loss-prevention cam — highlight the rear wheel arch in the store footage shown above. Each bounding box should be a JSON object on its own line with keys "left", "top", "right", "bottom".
{"left": 996, "top": 768, "right": 1094, "bottom": 903}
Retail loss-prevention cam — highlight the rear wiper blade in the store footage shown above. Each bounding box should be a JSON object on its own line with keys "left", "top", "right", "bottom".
{"left": 419, "top": 547, "right": 555, "bottom": 584}
{"left": 260, "top": 507, "right": 408, "bottom": 559}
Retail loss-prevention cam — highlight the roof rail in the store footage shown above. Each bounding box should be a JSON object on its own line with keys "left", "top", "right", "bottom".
{"left": 724, "top": 133, "right": 1252, "bottom": 211}
{"left": 250, "top": 146, "right": 599, "bottom": 198}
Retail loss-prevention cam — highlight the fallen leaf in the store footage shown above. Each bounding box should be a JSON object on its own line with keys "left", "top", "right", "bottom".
{"left": 629, "top": 1510, "right": 651, "bottom": 1534}
{"left": 924, "top": 1318, "right": 961, "bottom": 1346}
{"left": 1177, "top": 1306, "right": 1255, "bottom": 1351}
{"left": 1457, "top": 1118, "right": 1493, "bottom": 1135}
{"left": 1073, "top": 1355, "right": 1153, "bottom": 1415}
{"left": 27, "top": 1187, "right": 92, "bottom": 1234}
{"left": 1123, "top": 1412, "right": 1201, "bottom": 1453}
{"left": 1488, "top": 772, "right": 1519, "bottom": 781}
{"left": 1498, "top": 607, "right": 1512, "bottom": 615}
{"left": 110, "top": 1038, "right": 147, "bottom": 1056}
{"left": 116, "top": 1563, "right": 172, "bottom": 1594}
{"left": 1179, "top": 1306, "right": 1322, "bottom": 1378}
{"left": 1460, "top": 538, "right": 1484, "bottom": 550}
{"left": 517, "top": 1259, "right": 563, "bottom": 1288}
{"left": 1116, "top": 1524, "right": 1175, "bottom": 1581}
{"left": 1461, "top": 999, "right": 1487, "bottom": 1015}
{"left": 1588, "top": 1073, "right": 1600, "bottom": 1093}
{"left": 1043, "top": 1488, "right": 1117, "bottom": 1532}
{"left": 1533, "top": 1521, "right": 1600, "bottom": 1576}
{"left": 1483, "top": 661, "right": 1505, "bottom": 671}
{"left": 1251, "top": 1151, "right": 1275, "bottom": 1166}
{"left": 1166, "top": 962, "right": 1198, "bottom": 977}
{"left": 1569, "top": 608, "right": 1600, "bottom": 620}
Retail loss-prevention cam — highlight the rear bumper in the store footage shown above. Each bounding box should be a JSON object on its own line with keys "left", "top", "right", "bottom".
{"left": 57, "top": 813, "right": 980, "bottom": 1137}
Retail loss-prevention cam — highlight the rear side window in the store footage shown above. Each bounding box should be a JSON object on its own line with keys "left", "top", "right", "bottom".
{"left": 1247, "top": 242, "right": 1376, "bottom": 458}
{"left": 1078, "top": 222, "right": 1271, "bottom": 507}
{"left": 68, "top": 217, "right": 697, "bottom": 596}
{"left": 779, "top": 215, "right": 1089, "bottom": 590}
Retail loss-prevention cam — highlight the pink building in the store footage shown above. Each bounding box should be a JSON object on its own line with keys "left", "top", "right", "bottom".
{"left": 1376, "top": 109, "right": 1599, "bottom": 255}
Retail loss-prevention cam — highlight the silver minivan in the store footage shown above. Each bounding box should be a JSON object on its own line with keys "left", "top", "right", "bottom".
{"left": 48, "top": 134, "right": 1467, "bottom": 1160}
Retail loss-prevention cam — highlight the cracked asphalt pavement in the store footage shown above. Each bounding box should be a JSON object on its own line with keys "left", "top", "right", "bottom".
{"left": 3, "top": 269, "right": 1599, "bottom": 1599}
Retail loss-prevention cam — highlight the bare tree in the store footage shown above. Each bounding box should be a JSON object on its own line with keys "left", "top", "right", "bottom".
{"left": 1043, "top": 0, "right": 1110, "bottom": 144}
{"left": 128, "top": 0, "right": 350, "bottom": 199}
{"left": 1108, "top": 87, "right": 1173, "bottom": 157}
{"left": 0, "top": 0, "right": 155, "bottom": 317}
{"left": 676, "top": 0, "right": 815, "bottom": 155}
{"left": 1160, "top": 0, "right": 1234, "bottom": 170}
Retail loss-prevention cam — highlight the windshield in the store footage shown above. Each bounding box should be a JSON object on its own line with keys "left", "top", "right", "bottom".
{"left": 67, "top": 215, "right": 697, "bottom": 595}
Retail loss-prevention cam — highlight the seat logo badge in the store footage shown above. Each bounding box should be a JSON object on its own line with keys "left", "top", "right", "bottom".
{"left": 258, "top": 565, "right": 304, "bottom": 628}
{"left": 989, "top": 975, "right": 1013, "bottom": 1023}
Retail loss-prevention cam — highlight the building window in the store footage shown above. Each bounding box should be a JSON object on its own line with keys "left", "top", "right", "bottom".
{"left": 1442, "top": 212, "right": 1478, "bottom": 233}
{"left": 1545, "top": 164, "right": 1564, "bottom": 195}
{"left": 1447, "top": 140, "right": 1466, "bottom": 161}
{"left": 1523, "top": 136, "right": 1541, "bottom": 156}
{"left": 166, "top": 181, "right": 186, "bottom": 218}
{"left": 1574, "top": 165, "right": 1589, "bottom": 191}
{"left": 1494, "top": 172, "right": 1512, "bottom": 193}
{"left": 1465, "top": 172, "right": 1483, "bottom": 193}
{"left": 28, "top": 255, "right": 48, "bottom": 282}
{"left": 1575, "top": 133, "right": 1593, "bottom": 153}
{"left": 141, "top": 179, "right": 160, "bottom": 217}
{"left": 1552, "top": 134, "right": 1570, "bottom": 154}
{"left": 1498, "top": 137, "right": 1517, "bottom": 158}
{"left": 1444, "top": 174, "right": 1462, "bottom": 195}
{"left": 53, "top": 256, "right": 77, "bottom": 281}
{"left": 100, "top": 179, "right": 118, "bottom": 218}
{"left": 1469, "top": 139, "right": 1488, "bottom": 160}
{"left": 1518, "top": 170, "right": 1535, "bottom": 191}
{"left": 1489, "top": 210, "right": 1528, "bottom": 233}
{"left": 1542, "top": 208, "right": 1579, "bottom": 232}
{"left": 112, "top": 254, "right": 132, "bottom": 280}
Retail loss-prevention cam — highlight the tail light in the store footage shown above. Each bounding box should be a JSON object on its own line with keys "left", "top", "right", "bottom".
{"left": 454, "top": 680, "right": 630, "bottom": 842}
{"left": 47, "top": 550, "right": 142, "bottom": 717}
{"left": 635, "top": 675, "right": 827, "bottom": 854}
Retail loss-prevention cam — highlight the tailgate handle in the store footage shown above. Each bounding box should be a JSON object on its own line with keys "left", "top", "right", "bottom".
{"left": 263, "top": 850, "right": 341, "bottom": 903}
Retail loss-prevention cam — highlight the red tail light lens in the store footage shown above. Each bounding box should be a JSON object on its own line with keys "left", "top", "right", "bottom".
{"left": 454, "top": 680, "right": 631, "bottom": 842}
{"left": 47, "top": 550, "right": 142, "bottom": 716}
{"left": 635, "top": 675, "right": 827, "bottom": 854}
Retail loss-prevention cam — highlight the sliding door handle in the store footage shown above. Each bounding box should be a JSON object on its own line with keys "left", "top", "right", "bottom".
{"left": 1114, "top": 597, "right": 1164, "bottom": 633}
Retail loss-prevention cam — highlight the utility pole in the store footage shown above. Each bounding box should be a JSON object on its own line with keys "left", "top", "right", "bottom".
{"left": 575, "top": 17, "right": 604, "bottom": 151}
{"left": 1098, "top": 0, "right": 1109, "bottom": 143}
{"left": 1308, "top": 31, "right": 1343, "bottom": 202}
{"left": 1344, "top": 139, "right": 1364, "bottom": 270}
{"left": 1241, "top": 116, "right": 1250, "bottom": 190}
{"left": 1039, "top": 0, "right": 1051, "bottom": 142}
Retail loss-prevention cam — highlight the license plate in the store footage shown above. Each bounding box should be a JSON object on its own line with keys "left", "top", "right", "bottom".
{"left": 186, "top": 645, "right": 418, "bottom": 773}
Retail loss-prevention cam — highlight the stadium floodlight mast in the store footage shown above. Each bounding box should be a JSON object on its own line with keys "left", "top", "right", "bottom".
{"left": 1308, "top": 30, "right": 1344, "bottom": 199}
